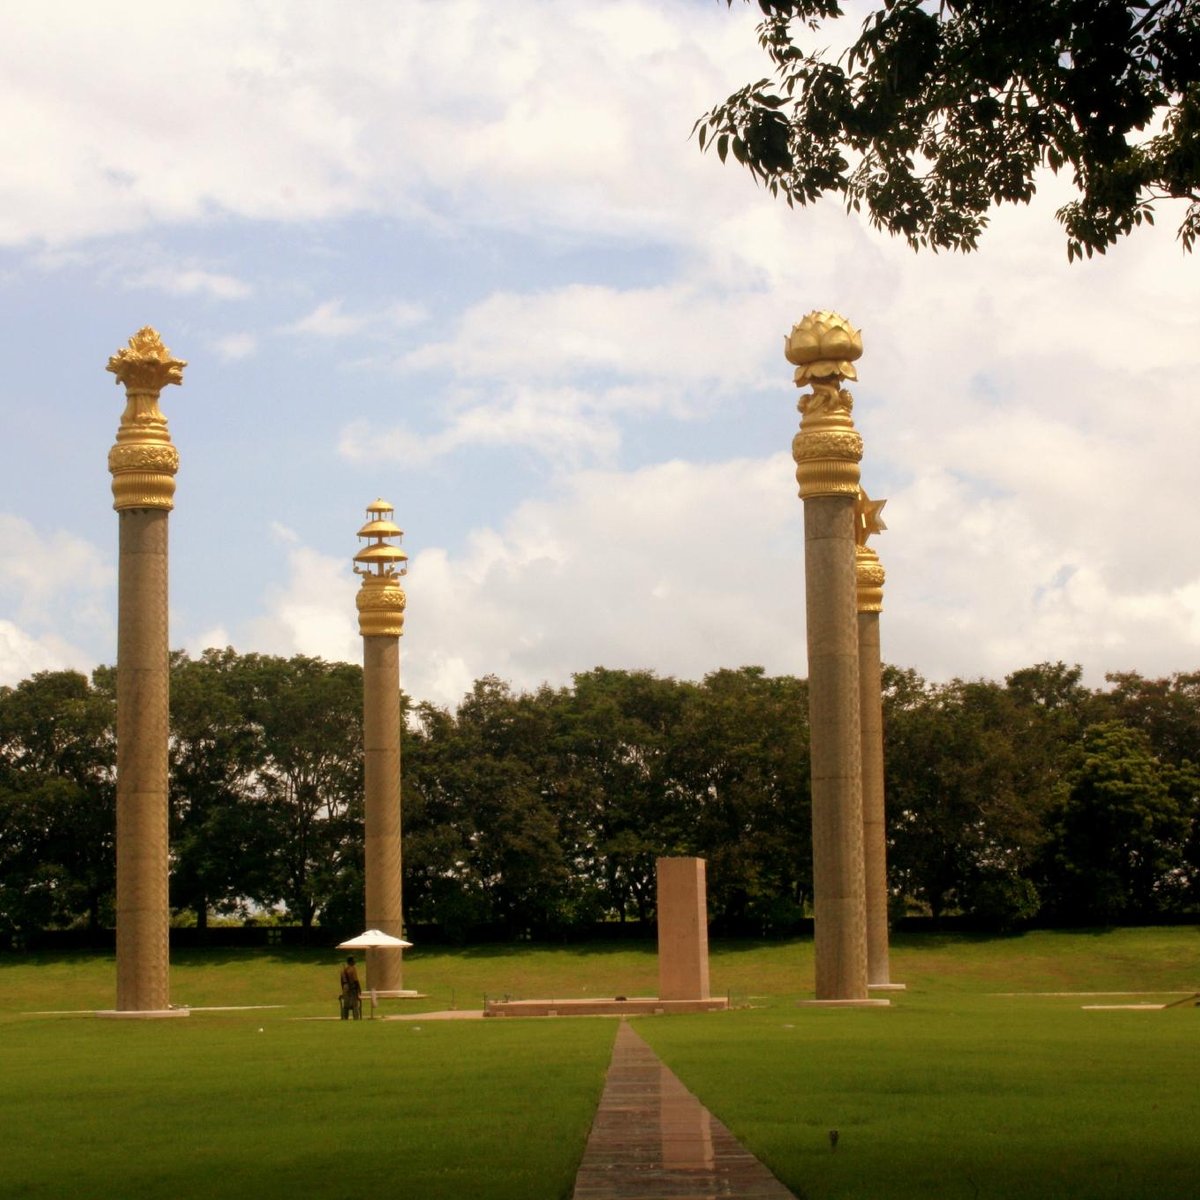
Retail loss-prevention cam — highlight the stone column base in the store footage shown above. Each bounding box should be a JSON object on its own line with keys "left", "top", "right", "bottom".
{"left": 796, "top": 998, "right": 891, "bottom": 1008}
{"left": 869, "top": 982, "right": 907, "bottom": 991}
{"left": 96, "top": 1008, "right": 190, "bottom": 1020}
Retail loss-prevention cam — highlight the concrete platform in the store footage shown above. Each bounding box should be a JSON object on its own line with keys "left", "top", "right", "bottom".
{"left": 485, "top": 996, "right": 729, "bottom": 1018}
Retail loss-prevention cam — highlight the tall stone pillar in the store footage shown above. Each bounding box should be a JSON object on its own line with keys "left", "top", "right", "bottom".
{"left": 788, "top": 311, "right": 869, "bottom": 1002}
{"left": 856, "top": 489, "right": 901, "bottom": 990}
{"left": 354, "top": 501, "right": 408, "bottom": 994}
{"left": 106, "top": 328, "right": 187, "bottom": 1017}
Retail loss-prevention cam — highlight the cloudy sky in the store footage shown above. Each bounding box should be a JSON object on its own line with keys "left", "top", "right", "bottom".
{"left": 2, "top": 1, "right": 1198, "bottom": 709}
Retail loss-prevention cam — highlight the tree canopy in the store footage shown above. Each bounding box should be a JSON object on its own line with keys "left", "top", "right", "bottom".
{"left": 698, "top": 1, "right": 1200, "bottom": 258}
{"left": 1, "top": 653, "right": 1198, "bottom": 942}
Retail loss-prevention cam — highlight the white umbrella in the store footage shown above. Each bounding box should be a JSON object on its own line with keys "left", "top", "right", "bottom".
{"left": 336, "top": 929, "right": 413, "bottom": 950}
{"left": 335, "top": 930, "right": 413, "bottom": 1019}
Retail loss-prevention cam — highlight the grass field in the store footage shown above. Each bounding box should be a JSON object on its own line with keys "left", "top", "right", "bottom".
{"left": 1, "top": 928, "right": 1196, "bottom": 1199}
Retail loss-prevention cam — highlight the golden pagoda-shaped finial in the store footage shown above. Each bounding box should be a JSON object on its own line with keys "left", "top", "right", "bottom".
{"left": 354, "top": 499, "right": 408, "bottom": 637}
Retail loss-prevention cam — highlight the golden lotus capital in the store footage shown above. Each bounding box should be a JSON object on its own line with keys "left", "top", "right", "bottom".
{"left": 784, "top": 310, "right": 863, "bottom": 387}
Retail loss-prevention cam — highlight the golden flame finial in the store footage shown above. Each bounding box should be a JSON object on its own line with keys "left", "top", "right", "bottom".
{"left": 106, "top": 327, "right": 184, "bottom": 511}
{"left": 107, "top": 327, "right": 186, "bottom": 392}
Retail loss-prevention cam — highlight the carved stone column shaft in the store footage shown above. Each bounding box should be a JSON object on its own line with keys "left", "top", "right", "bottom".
{"left": 363, "top": 635, "right": 404, "bottom": 992}
{"left": 106, "top": 327, "right": 185, "bottom": 1017}
{"left": 858, "top": 606, "right": 890, "bottom": 985}
{"left": 788, "top": 311, "right": 869, "bottom": 1003}
{"left": 115, "top": 510, "right": 170, "bottom": 1011}
{"left": 805, "top": 496, "right": 868, "bottom": 998}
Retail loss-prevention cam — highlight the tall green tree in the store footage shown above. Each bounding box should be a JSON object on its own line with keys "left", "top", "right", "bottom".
{"left": 0, "top": 670, "right": 115, "bottom": 936}
{"left": 699, "top": 1, "right": 1200, "bottom": 257}
{"left": 1103, "top": 669, "right": 1200, "bottom": 768}
{"left": 1103, "top": 670, "right": 1200, "bottom": 906}
{"left": 169, "top": 649, "right": 270, "bottom": 929}
{"left": 237, "top": 655, "right": 365, "bottom": 932}
{"left": 1042, "top": 720, "right": 1192, "bottom": 919}
{"left": 671, "top": 667, "right": 812, "bottom": 929}
{"left": 402, "top": 700, "right": 490, "bottom": 938}
{"left": 1001, "top": 661, "right": 1094, "bottom": 844}
{"left": 405, "top": 677, "right": 574, "bottom": 935}
{"left": 558, "top": 669, "right": 691, "bottom": 923}
{"left": 886, "top": 673, "right": 1043, "bottom": 923}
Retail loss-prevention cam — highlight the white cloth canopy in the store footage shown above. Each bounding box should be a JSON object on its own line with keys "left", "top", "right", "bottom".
{"left": 336, "top": 929, "right": 413, "bottom": 950}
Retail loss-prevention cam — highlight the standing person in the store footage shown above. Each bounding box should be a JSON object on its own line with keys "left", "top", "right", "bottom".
{"left": 340, "top": 956, "right": 362, "bottom": 1020}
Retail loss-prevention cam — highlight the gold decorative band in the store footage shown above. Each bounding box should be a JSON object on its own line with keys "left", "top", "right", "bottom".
{"left": 108, "top": 443, "right": 179, "bottom": 511}
{"left": 357, "top": 579, "right": 407, "bottom": 637}
{"left": 792, "top": 429, "right": 863, "bottom": 462}
{"left": 795, "top": 458, "right": 862, "bottom": 497}
{"left": 111, "top": 472, "right": 177, "bottom": 511}
{"left": 108, "top": 444, "right": 180, "bottom": 474}
{"left": 792, "top": 419, "right": 863, "bottom": 498}
{"left": 796, "top": 463, "right": 864, "bottom": 492}
{"left": 856, "top": 549, "right": 886, "bottom": 612}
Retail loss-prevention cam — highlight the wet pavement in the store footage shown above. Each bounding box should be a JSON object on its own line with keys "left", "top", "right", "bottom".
{"left": 572, "top": 1021, "right": 797, "bottom": 1199}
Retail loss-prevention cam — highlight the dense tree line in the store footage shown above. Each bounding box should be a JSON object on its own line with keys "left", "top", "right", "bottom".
{"left": 1, "top": 652, "right": 1197, "bottom": 941}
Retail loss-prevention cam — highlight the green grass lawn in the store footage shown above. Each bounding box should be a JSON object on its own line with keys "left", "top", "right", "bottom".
{"left": 0, "top": 928, "right": 1196, "bottom": 1199}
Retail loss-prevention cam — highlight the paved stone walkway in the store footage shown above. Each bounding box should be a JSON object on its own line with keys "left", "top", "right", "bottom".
{"left": 573, "top": 1021, "right": 797, "bottom": 1199}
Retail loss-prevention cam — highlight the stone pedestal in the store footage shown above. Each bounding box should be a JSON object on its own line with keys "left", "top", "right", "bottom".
{"left": 657, "top": 856, "right": 711, "bottom": 1002}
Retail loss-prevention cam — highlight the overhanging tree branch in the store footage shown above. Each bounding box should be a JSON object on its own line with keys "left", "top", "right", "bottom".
{"left": 701, "top": 0, "right": 1200, "bottom": 258}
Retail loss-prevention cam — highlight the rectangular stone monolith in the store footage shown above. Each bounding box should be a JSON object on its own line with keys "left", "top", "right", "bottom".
{"left": 657, "top": 856, "right": 711, "bottom": 1002}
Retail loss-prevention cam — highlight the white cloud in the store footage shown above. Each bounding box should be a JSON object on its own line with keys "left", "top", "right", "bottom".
{"left": 388, "top": 416, "right": 1200, "bottom": 707}
{"left": 399, "top": 455, "right": 806, "bottom": 707}
{"left": 879, "top": 464, "right": 1200, "bottom": 688}
{"left": 127, "top": 266, "right": 252, "bottom": 300}
{"left": 282, "top": 300, "right": 371, "bottom": 339}
{"left": 0, "top": 516, "right": 114, "bottom": 686}
{"left": 400, "top": 283, "right": 769, "bottom": 388}
{"left": 0, "top": 621, "right": 97, "bottom": 688}
{"left": 240, "top": 525, "right": 359, "bottom": 665}
{"left": 185, "top": 626, "right": 232, "bottom": 658}
{"left": 0, "top": 1, "right": 765, "bottom": 248}
{"left": 1, "top": 0, "right": 1198, "bottom": 712}
{"left": 347, "top": 279, "right": 783, "bottom": 466}
{"left": 340, "top": 384, "right": 624, "bottom": 467}
{"left": 0, "top": 515, "right": 113, "bottom": 624}
{"left": 211, "top": 332, "right": 258, "bottom": 362}
{"left": 282, "top": 298, "right": 428, "bottom": 340}
{"left": 381, "top": 301, "right": 427, "bottom": 329}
